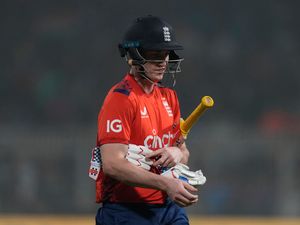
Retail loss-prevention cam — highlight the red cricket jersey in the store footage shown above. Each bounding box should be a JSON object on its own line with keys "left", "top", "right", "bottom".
{"left": 96, "top": 73, "right": 181, "bottom": 204}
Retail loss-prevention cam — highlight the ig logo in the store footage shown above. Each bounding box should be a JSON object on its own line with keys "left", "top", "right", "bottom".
{"left": 106, "top": 119, "right": 122, "bottom": 133}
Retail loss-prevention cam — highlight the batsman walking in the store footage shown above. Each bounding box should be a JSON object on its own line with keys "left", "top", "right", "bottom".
{"left": 91, "top": 15, "right": 204, "bottom": 225}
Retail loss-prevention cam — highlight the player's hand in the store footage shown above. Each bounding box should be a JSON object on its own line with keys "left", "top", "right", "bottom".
{"left": 164, "top": 177, "right": 198, "bottom": 207}
{"left": 146, "top": 146, "right": 183, "bottom": 168}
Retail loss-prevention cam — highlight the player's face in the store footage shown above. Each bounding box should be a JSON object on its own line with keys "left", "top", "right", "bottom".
{"left": 142, "top": 50, "right": 169, "bottom": 82}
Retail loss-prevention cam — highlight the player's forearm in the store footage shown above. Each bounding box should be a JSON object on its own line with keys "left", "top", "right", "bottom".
{"left": 179, "top": 143, "right": 190, "bottom": 165}
{"left": 100, "top": 143, "right": 166, "bottom": 190}
{"left": 102, "top": 158, "right": 168, "bottom": 191}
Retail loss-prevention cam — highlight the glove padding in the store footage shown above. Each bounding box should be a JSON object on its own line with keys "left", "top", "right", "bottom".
{"left": 161, "top": 163, "right": 206, "bottom": 186}
{"left": 126, "top": 144, "right": 206, "bottom": 186}
{"left": 126, "top": 144, "right": 153, "bottom": 170}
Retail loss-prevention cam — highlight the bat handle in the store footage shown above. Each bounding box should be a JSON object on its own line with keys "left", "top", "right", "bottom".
{"left": 180, "top": 96, "right": 214, "bottom": 137}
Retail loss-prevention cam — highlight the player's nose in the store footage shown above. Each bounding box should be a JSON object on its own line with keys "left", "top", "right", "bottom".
{"left": 156, "top": 59, "right": 167, "bottom": 67}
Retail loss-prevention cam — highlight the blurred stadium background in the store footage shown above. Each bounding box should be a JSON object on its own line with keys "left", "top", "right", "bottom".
{"left": 0, "top": 0, "right": 299, "bottom": 224}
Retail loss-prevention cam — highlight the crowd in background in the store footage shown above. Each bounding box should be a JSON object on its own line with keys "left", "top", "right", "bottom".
{"left": 0, "top": 0, "right": 299, "bottom": 215}
{"left": 1, "top": 0, "right": 299, "bottom": 128}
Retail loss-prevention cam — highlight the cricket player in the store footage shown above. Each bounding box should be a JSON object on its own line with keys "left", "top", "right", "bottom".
{"left": 93, "top": 15, "right": 199, "bottom": 225}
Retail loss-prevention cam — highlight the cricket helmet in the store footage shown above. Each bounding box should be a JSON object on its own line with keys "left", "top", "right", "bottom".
{"left": 119, "top": 15, "right": 183, "bottom": 65}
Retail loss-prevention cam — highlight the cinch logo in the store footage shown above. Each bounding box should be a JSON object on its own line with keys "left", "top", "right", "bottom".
{"left": 144, "top": 131, "right": 174, "bottom": 149}
{"left": 106, "top": 119, "right": 122, "bottom": 133}
{"left": 163, "top": 26, "right": 171, "bottom": 42}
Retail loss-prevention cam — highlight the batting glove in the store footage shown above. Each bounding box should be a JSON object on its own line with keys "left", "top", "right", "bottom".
{"left": 126, "top": 144, "right": 154, "bottom": 170}
{"left": 161, "top": 163, "right": 206, "bottom": 186}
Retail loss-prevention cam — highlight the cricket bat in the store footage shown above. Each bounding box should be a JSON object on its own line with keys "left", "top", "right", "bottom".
{"left": 175, "top": 96, "right": 214, "bottom": 146}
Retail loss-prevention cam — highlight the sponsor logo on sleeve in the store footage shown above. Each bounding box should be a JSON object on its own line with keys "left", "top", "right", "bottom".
{"left": 106, "top": 119, "right": 122, "bottom": 133}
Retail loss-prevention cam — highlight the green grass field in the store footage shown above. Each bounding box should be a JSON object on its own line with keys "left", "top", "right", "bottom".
{"left": 0, "top": 215, "right": 299, "bottom": 225}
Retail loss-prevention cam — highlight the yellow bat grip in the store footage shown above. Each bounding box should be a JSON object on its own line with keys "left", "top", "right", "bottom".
{"left": 180, "top": 96, "right": 214, "bottom": 137}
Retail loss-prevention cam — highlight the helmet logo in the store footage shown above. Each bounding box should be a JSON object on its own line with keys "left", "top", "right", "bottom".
{"left": 163, "top": 26, "right": 171, "bottom": 42}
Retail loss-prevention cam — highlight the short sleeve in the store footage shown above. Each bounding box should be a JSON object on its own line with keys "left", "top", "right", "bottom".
{"left": 97, "top": 91, "right": 136, "bottom": 146}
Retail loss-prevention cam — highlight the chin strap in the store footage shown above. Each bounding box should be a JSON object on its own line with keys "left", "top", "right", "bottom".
{"left": 129, "top": 65, "right": 176, "bottom": 88}
{"left": 138, "top": 71, "right": 176, "bottom": 88}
